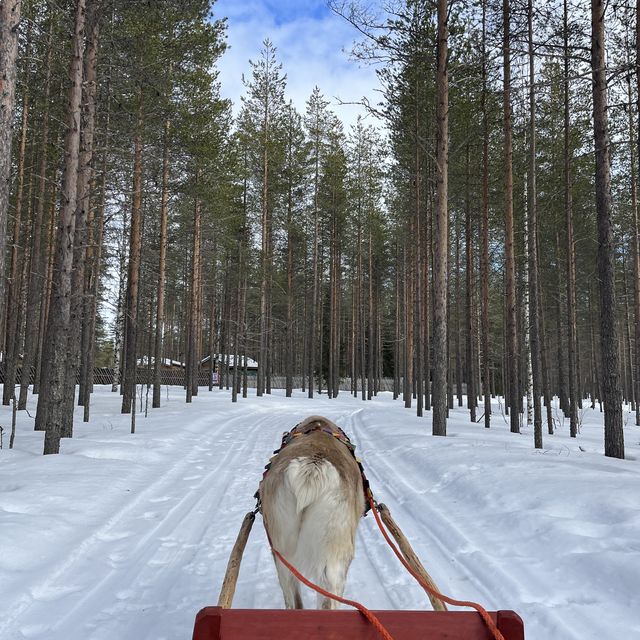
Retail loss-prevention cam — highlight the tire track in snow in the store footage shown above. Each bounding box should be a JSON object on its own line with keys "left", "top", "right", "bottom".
{"left": 346, "top": 409, "right": 581, "bottom": 639}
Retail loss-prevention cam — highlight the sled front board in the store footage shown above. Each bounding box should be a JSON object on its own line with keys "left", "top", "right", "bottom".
{"left": 192, "top": 607, "right": 525, "bottom": 640}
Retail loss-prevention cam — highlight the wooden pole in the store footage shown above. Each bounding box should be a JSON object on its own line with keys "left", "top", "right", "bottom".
{"left": 377, "top": 503, "right": 448, "bottom": 612}
{"left": 217, "top": 511, "right": 256, "bottom": 609}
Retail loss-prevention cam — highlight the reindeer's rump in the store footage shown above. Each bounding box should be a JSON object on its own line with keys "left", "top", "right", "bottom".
{"left": 259, "top": 417, "right": 365, "bottom": 608}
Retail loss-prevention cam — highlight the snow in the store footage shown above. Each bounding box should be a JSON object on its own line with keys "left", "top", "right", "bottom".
{"left": 1, "top": 387, "right": 639, "bottom": 640}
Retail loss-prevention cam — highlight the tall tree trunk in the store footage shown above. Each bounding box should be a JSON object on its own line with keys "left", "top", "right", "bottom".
{"left": 153, "top": 119, "right": 170, "bottom": 408}
{"left": 112, "top": 205, "right": 127, "bottom": 393}
{"left": 121, "top": 95, "right": 144, "bottom": 418}
{"left": 0, "top": 0, "right": 21, "bottom": 343}
{"left": 78, "top": 37, "right": 111, "bottom": 412}
{"left": 18, "top": 12, "right": 54, "bottom": 410}
{"left": 528, "top": 0, "right": 543, "bottom": 449}
{"left": 556, "top": 231, "right": 568, "bottom": 413}
{"left": 285, "top": 132, "right": 294, "bottom": 397}
{"left": 564, "top": 0, "right": 579, "bottom": 438}
{"left": 465, "top": 141, "right": 476, "bottom": 422}
{"left": 415, "top": 104, "right": 424, "bottom": 417}
{"left": 623, "top": 253, "right": 635, "bottom": 408}
{"left": 454, "top": 221, "right": 462, "bottom": 407}
{"left": 634, "top": 0, "right": 640, "bottom": 425}
{"left": 481, "top": 0, "right": 491, "bottom": 428}
{"left": 592, "top": 0, "right": 624, "bottom": 458}
{"left": 187, "top": 182, "right": 202, "bottom": 403}
{"left": 35, "top": 0, "right": 86, "bottom": 454}
{"left": 81, "top": 132, "right": 107, "bottom": 423}
{"left": 503, "top": 0, "right": 519, "bottom": 433}
{"left": 367, "top": 225, "right": 374, "bottom": 400}
{"left": 432, "top": 0, "right": 448, "bottom": 437}
{"left": 309, "top": 159, "right": 319, "bottom": 398}
{"left": 232, "top": 232, "right": 244, "bottom": 403}
{"left": 258, "top": 87, "right": 270, "bottom": 397}
{"left": 62, "top": 0, "right": 101, "bottom": 435}
{"left": 537, "top": 264, "right": 554, "bottom": 434}
{"left": 3, "top": 80, "right": 29, "bottom": 406}
{"left": 34, "top": 165, "right": 59, "bottom": 397}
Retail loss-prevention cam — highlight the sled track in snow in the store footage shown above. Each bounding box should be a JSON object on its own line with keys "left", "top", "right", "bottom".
{"left": 346, "top": 409, "right": 588, "bottom": 640}
{"left": 0, "top": 410, "right": 276, "bottom": 639}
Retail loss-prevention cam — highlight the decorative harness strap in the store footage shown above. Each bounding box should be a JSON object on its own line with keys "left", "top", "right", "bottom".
{"left": 256, "top": 421, "right": 372, "bottom": 516}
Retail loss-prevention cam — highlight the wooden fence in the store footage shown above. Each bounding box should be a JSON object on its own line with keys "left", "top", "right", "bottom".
{"left": 0, "top": 366, "right": 397, "bottom": 393}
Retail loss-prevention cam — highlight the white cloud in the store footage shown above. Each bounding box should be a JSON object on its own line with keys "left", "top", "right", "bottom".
{"left": 213, "top": 0, "right": 383, "bottom": 131}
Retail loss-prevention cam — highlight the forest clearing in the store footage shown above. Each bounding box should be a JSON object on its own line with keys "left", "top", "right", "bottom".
{"left": 1, "top": 387, "right": 639, "bottom": 640}
{"left": 1, "top": 0, "right": 640, "bottom": 638}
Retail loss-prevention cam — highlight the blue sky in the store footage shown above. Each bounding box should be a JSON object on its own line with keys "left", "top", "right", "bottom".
{"left": 212, "top": 0, "right": 381, "bottom": 129}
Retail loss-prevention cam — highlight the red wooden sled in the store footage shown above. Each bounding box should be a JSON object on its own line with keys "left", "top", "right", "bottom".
{"left": 193, "top": 508, "right": 526, "bottom": 640}
{"left": 192, "top": 607, "right": 525, "bottom": 640}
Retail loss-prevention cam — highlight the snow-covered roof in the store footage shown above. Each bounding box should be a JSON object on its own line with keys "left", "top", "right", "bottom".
{"left": 136, "top": 356, "right": 185, "bottom": 367}
{"left": 200, "top": 354, "right": 258, "bottom": 368}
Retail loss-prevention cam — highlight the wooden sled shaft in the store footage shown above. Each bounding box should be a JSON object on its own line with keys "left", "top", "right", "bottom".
{"left": 217, "top": 511, "right": 256, "bottom": 608}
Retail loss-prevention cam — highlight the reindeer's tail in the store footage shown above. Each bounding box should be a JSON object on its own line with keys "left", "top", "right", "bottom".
{"left": 284, "top": 456, "right": 341, "bottom": 514}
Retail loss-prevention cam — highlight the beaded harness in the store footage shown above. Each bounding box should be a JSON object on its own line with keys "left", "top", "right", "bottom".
{"left": 256, "top": 421, "right": 372, "bottom": 516}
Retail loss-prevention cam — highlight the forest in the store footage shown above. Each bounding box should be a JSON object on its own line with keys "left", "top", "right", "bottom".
{"left": 0, "top": 0, "right": 636, "bottom": 459}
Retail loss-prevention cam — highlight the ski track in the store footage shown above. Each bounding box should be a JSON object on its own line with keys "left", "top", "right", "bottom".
{"left": 2, "top": 390, "right": 638, "bottom": 640}
{"left": 1, "top": 409, "right": 278, "bottom": 640}
{"left": 346, "top": 408, "right": 601, "bottom": 640}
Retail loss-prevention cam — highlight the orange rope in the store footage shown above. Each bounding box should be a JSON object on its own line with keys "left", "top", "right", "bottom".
{"left": 367, "top": 495, "right": 506, "bottom": 640}
{"left": 264, "top": 525, "right": 396, "bottom": 640}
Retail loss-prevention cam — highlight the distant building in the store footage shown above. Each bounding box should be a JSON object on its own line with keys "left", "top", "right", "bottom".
{"left": 200, "top": 354, "right": 258, "bottom": 375}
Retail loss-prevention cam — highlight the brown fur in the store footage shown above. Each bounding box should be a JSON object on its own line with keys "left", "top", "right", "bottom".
{"left": 259, "top": 416, "right": 364, "bottom": 608}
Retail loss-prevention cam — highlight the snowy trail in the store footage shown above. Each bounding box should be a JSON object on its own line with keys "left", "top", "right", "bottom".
{"left": 1, "top": 411, "right": 266, "bottom": 639}
{"left": 1, "top": 386, "right": 639, "bottom": 640}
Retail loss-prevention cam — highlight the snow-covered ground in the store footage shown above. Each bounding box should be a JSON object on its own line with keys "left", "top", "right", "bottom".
{"left": 1, "top": 386, "right": 639, "bottom": 640}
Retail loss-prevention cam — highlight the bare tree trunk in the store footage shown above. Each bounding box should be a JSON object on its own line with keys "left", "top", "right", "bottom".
{"left": 432, "top": 0, "right": 448, "bottom": 437}
{"left": 415, "top": 106, "right": 424, "bottom": 417}
{"left": 309, "top": 177, "right": 319, "bottom": 398}
{"left": 503, "top": 0, "right": 519, "bottom": 434}
{"left": 3, "top": 81, "right": 29, "bottom": 406}
{"left": 80, "top": 26, "right": 110, "bottom": 414}
{"left": 112, "top": 205, "right": 127, "bottom": 392}
{"left": 187, "top": 188, "right": 202, "bottom": 403}
{"left": 555, "top": 231, "right": 569, "bottom": 414}
{"left": 258, "top": 87, "right": 270, "bottom": 397}
{"left": 465, "top": 142, "right": 476, "bottom": 422}
{"left": 121, "top": 95, "right": 144, "bottom": 418}
{"left": 153, "top": 119, "right": 170, "bottom": 408}
{"left": 18, "top": 13, "right": 54, "bottom": 410}
{"left": 367, "top": 225, "right": 374, "bottom": 400}
{"left": 63, "top": 0, "right": 102, "bottom": 435}
{"left": 528, "top": 0, "right": 543, "bottom": 449}
{"left": 0, "top": 0, "right": 22, "bottom": 342}
{"left": 564, "top": 0, "right": 579, "bottom": 438}
{"left": 592, "top": 0, "right": 624, "bottom": 458}
{"left": 481, "top": 0, "right": 491, "bottom": 428}
{"left": 82, "top": 141, "right": 107, "bottom": 422}
{"left": 402, "top": 243, "right": 411, "bottom": 408}
{"left": 208, "top": 236, "right": 218, "bottom": 391}
{"left": 232, "top": 231, "right": 245, "bottom": 403}
{"left": 285, "top": 132, "right": 294, "bottom": 397}
{"left": 36, "top": 0, "right": 86, "bottom": 454}
{"left": 359, "top": 223, "right": 366, "bottom": 401}
{"left": 454, "top": 220, "right": 462, "bottom": 407}
{"left": 588, "top": 283, "right": 602, "bottom": 410}
{"left": 623, "top": 253, "right": 635, "bottom": 408}
{"left": 634, "top": 0, "right": 640, "bottom": 425}
{"left": 34, "top": 168, "right": 59, "bottom": 397}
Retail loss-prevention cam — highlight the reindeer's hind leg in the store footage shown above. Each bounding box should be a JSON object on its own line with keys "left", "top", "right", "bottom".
{"left": 274, "top": 558, "right": 304, "bottom": 609}
{"left": 266, "top": 481, "right": 305, "bottom": 609}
